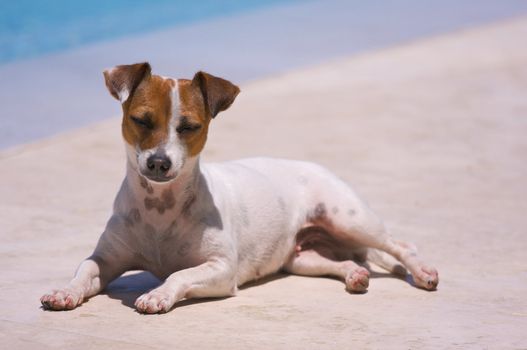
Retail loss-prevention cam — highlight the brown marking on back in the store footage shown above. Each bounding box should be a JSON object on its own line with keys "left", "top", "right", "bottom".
{"left": 314, "top": 203, "right": 327, "bottom": 218}
{"left": 307, "top": 202, "right": 328, "bottom": 225}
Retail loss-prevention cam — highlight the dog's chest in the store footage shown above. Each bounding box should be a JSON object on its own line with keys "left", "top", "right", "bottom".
{"left": 125, "top": 210, "right": 205, "bottom": 279}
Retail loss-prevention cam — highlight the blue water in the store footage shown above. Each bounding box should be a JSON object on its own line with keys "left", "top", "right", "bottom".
{"left": 0, "top": 0, "right": 295, "bottom": 64}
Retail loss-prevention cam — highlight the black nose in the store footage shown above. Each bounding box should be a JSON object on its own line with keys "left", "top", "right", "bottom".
{"left": 146, "top": 154, "right": 172, "bottom": 176}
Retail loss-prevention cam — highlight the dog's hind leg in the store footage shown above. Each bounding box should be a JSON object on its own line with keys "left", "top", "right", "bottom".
{"left": 307, "top": 174, "right": 439, "bottom": 290}
{"left": 368, "top": 247, "right": 407, "bottom": 276}
{"left": 284, "top": 246, "right": 370, "bottom": 293}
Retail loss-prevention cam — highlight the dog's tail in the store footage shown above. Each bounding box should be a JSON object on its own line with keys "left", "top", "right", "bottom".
{"left": 367, "top": 248, "right": 408, "bottom": 276}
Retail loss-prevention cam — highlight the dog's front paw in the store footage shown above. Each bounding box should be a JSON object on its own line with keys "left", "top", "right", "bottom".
{"left": 41, "top": 289, "right": 84, "bottom": 311}
{"left": 135, "top": 288, "right": 175, "bottom": 314}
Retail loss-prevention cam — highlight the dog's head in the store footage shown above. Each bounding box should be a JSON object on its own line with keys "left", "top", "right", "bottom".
{"left": 103, "top": 62, "right": 240, "bottom": 183}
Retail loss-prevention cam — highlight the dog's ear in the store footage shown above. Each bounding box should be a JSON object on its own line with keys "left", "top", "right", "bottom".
{"left": 103, "top": 62, "right": 151, "bottom": 103}
{"left": 192, "top": 71, "right": 240, "bottom": 118}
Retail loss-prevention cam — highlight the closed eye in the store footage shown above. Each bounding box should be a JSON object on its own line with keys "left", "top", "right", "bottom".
{"left": 176, "top": 120, "right": 202, "bottom": 134}
{"left": 130, "top": 115, "right": 154, "bottom": 129}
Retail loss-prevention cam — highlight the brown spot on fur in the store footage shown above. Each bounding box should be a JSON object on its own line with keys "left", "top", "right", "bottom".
{"left": 347, "top": 209, "right": 356, "bottom": 216}
{"left": 307, "top": 203, "right": 328, "bottom": 224}
{"left": 314, "top": 203, "right": 327, "bottom": 218}
{"left": 332, "top": 207, "right": 339, "bottom": 215}
{"left": 144, "top": 189, "right": 175, "bottom": 214}
{"left": 139, "top": 175, "right": 154, "bottom": 194}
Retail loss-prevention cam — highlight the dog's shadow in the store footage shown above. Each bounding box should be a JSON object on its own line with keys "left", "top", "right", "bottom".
{"left": 104, "top": 271, "right": 234, "bottom": 311}
{"left": 104, "top": 271, "right": 161, "bottom": 309}
{"left": 104, "top": 266, "right": 417, "bottom": 311}
{"left": 104, "top": 271, "right": 288, "bottom": 311}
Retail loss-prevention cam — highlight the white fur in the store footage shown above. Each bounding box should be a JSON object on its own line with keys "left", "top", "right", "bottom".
{"left": 118, "top": 89, "right": 129, "bottom": 103}
{"left": 163, "top": 79, "right": 187, "bottom": 176}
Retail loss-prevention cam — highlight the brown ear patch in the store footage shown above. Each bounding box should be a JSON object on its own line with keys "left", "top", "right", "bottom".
{"left": 191, "top": 71, "right": 240, "bottom": 118}
{"left": 104, "top": 62, "right": 151, "bottom": 102}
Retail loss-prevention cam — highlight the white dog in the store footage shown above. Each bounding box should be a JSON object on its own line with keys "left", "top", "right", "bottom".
{"left": 41, "top": 63, "right": 439, "bottom": 314}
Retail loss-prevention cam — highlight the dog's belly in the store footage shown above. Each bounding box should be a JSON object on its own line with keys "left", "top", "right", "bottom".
{"left": 205, "top": 157, "right": 339, "bottom": 286}
{"left": 235, "top": 227, "right": 297, "bottom": 285}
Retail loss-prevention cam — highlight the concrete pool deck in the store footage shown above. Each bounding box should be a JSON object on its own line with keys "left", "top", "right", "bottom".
{"left": 1, "top": 16, "right": 527, "bottom": 349}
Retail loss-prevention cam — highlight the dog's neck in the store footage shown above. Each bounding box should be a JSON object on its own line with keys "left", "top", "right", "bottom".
{"left": 125, "top": 156, "right": 204, "bottom": 217}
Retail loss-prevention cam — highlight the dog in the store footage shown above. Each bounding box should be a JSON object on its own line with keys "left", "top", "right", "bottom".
{"left": 41, "top": 62, "right": 439, "bottom": 314}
